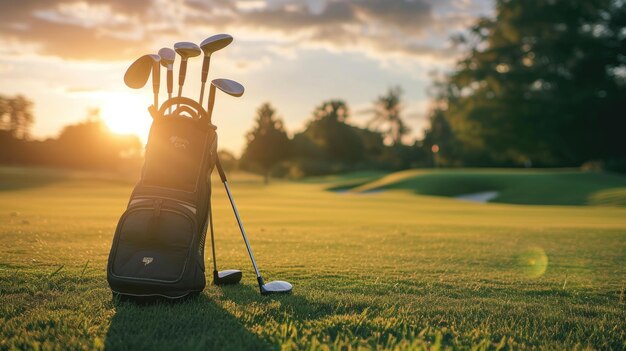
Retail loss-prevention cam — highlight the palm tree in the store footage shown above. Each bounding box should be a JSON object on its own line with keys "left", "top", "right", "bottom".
{"left": 367, "top": 86, "right": 409, "bottom": 145}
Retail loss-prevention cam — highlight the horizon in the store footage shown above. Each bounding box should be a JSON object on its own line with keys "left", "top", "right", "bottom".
{"left": 0, "top": 0, "right": 492, "bottom": 154}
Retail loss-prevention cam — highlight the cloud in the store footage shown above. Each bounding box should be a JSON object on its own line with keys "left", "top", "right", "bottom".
{"left": 0, "top": 0, "right": 487, "bottom": 63}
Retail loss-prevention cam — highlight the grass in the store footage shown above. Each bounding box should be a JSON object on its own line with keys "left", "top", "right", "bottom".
{"left": 341, "top": 168, "right": 626, "bottom": 206}
{"left": 0, "top": 166, "right": 625, "bottom": 350}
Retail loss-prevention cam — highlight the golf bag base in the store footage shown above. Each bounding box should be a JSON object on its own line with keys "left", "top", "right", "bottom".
{"left": 107, "top": 98, "right": 217, "bottom": 299}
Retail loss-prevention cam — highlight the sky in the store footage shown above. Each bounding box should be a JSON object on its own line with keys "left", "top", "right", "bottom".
{"left": 0, "top": 0, "right": 492, "bottom": 154}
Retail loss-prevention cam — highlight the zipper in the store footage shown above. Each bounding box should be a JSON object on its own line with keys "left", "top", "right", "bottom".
{"left": 130, "top": 196, "right": 197, "bottom": 215}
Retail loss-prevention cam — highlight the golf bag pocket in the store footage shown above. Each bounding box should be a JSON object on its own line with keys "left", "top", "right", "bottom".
{"left": 107, "top": 198, "right": 205, "bottom": 298}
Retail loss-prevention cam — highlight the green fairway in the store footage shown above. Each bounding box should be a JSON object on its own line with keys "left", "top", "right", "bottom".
{"left": 340, "top": 169, "right": 626, "bottom": 206}
{"left": 0, "top": 166, "right": 624, "bottom": 350}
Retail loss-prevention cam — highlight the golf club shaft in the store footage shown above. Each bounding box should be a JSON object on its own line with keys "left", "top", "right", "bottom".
{"left": 167, "top": 69, "right": 173, "bottom": 95}
{"left": 199, "top": 56, "right": 211, "bottom": 105}
{"left": 167, "top": 68, "right": 173, "bottom": 114}
{"left": 216, "top": 158, "right": 261, "bottom": 278}
{"left": 206, "top": 85, "right": 216, "bottom": 122}
{"left": 152, "top": 62, "right": 160, "bottom": 108}
{"left": 199, "top": 83, "right": 206, "bottom": 106}
{"left": 177, "top": 59, "right": 188, "bottom": 98}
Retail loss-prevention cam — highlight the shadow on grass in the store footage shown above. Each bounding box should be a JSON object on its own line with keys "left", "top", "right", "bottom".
{"left": 105, "top": 283, "right": 357, "bottom": 350}
{"left": 105, "top": 294, "right": 268, "bottom": 350}
{"left": 220, "top": 283, "right": 371, "bottom": 321}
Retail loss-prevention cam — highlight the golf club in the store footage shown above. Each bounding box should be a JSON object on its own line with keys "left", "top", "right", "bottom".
{"left": 215, "top": 158, "right": 293, "bottom": 295}
{"left": 208, "top": 197, "right": 242, "bottom": 285}
{"left": 124, "top": 54, "right": 160, "bottom": 107}
{"left": 198, "top": 34, "right": 233, "bottom": 104}
{"left": 174, "top": 42, "right": 201, "bottom": 99}
{"left": 158, "top": 47, "right": 176, "bottom": 114}
{"left": 205, "top": 78, "right": 245, "bottom": 122}
{"left": 149, "top": 54, "right": 161, "bottom": 108}
{"left": 206, "top": 78, "right": 292, "bottom": 295}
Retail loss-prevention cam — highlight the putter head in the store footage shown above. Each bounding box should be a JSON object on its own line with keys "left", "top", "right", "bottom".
{"left": 211, "top": 78, "right": 245, "bottom": 97}
{"left": 259, "top": 278, "right": 292, "bottom": 295}
{"left": 200, "top": 34, "right": 233, "bottom": 56}
{"left": 174, "top": 42, "right": 201, "bottom": 60}
{"left": 213, "top": 269, "right": 242, "bottom": 285}
{"left": 124, "top": 54, "right": 158, "bottom": 89}
{"left": 158, "top": 48, "right": 175, "bottom": 68}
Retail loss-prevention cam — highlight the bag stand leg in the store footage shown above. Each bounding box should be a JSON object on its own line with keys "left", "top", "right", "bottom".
{"left": 208, "top": 179, "right": 242, "bottom": 285}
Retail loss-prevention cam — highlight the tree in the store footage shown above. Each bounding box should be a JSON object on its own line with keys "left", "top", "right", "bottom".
{"left": 368, "top": 86, "right": 410, "bottom": 146}
{"left": 0, "top": 95, "right": 34, "bottom": 140}
{"left": 441, "top": 0, "right": 626, "bottom": 167}
{"left": 241, "top": 103, "right": 291, "bottom": 184}
{"left": 422, "top": 108, "right": 458, "bottom": 167}
{"left": 300, "top": 100, "right": 365, "bottom": 165}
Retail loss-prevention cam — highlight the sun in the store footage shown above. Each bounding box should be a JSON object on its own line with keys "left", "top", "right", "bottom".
{"left": 100, "top": 92, "right": 152, "bottom": 143}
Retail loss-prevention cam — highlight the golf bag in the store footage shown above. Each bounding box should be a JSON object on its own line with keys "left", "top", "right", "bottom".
{"left": 107, "top": 97, "right": 217, "bottom": 299}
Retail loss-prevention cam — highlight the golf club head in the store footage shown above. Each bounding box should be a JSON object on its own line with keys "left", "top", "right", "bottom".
{"left": 213, "top": 269, "right": 242, "bottom": 285}
{"left": 158, "top": 48, "right": 175, "bottom": 68}
{"left": 148, "top": 54, "right": 161, "bottom": 79}
{"left": 200, "top": 34, "right": 233, "bottom": 56}
{"left": 174, "top": 42, "right": 201, "bottom": 60}
{"left": 260, "top": 280, "right": 293, "bottom": 295}
{"left": 124, "top": 54, "right": 157, "bottom": 89}
{"left": 211, "top": 78, "right": 245, "bottom": 97}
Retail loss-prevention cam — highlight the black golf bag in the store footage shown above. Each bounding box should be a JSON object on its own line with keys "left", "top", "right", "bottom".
{"left": 107, "top": 98, "right": 217, "bottom": 299}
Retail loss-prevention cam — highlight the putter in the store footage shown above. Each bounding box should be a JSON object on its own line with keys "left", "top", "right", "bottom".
{"left": 198, "top": 34, "right": 233, "bottom": 104}
{"left": 174, "top": 42, "right": 201, "bottom": 99}
{"left": 158, "top": 48, "right": 176, "bottom": 114}
{"left": 207, "top": 78, "right": 292, "bottom": 295}
{"left": 124, "top": 54, "right": 160, "bottom": 107}
{"left": 208, "top": 197, "right": 242, "bottom": 285}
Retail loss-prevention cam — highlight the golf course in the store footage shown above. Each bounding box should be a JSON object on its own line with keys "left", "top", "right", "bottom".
{"left": 0, "top": 166, "right": 624, "bottom": 350}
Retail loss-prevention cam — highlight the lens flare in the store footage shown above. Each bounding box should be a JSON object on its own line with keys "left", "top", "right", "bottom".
{"left": 517, "top": 247, "right": 548, "bottom": 278}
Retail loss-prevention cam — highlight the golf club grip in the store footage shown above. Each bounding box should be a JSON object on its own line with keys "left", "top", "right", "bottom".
{"left": 167, "top": 70, "right": 173, "bottom": 93}
{"left": 178, "top": 60, "right": 188, "bottom": 86}
{"left": 216, "top": 157, "right": 227, "bottom": 182}
{"left": 201, "top": 56, "right": 211, "bottom": 83}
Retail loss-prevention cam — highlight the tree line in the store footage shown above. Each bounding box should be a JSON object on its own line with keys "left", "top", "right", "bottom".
{"left": 240, "top": 88, "right": 429, "bottom": 183}
{"left": 0, "top": 102, "right": 142, "bottom": 172}
{"left": 240, "top": 0, "right": 626, "bottom": 179}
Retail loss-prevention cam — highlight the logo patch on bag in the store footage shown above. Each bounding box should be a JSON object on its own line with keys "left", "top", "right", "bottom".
{"left": 170, "top": 136, "right": 189, "bottom": 149}
{"left": 142, "top": 257, "right": 154, "bottom": 266}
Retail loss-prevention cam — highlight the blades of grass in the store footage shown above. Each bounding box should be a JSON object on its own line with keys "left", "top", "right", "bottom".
{"left": 48, "top": 264, "right": 64, "bottom": 279}
{"left": 80, "top": 260, "right": 89, "bottom": 279}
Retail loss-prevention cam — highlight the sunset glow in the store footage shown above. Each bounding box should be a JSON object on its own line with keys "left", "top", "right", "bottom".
{"left": 99, "top": 92, "right": 152, "bottom": 142}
